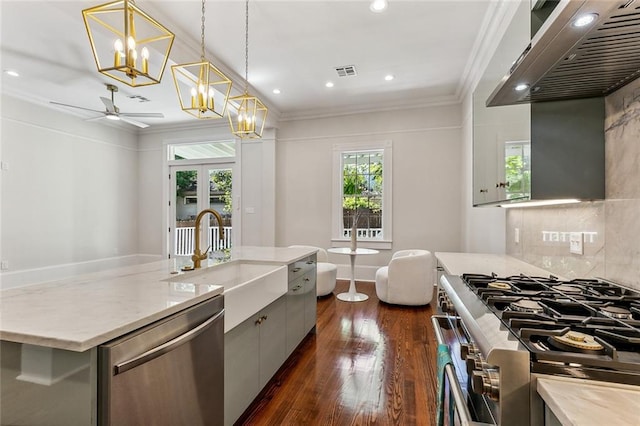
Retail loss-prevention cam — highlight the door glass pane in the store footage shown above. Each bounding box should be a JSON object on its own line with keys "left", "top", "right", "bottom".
{"left": 208, "top": 168, "right": 233, "bottom": 253}
{"left": 175, "top": 169, "right": 198, "bottom": 256}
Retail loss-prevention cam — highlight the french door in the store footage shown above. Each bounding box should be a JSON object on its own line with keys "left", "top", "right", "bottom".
{"left": 169, "top": 163, "right": 234, "bottom": 258}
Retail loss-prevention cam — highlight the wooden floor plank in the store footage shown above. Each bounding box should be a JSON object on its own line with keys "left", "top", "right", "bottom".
{"left": 239, "top": 280, "right": 438, "bottom": 425}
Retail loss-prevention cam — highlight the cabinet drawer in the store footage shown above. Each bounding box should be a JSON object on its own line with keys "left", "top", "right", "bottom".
{"left": 288, "top": 255, "right": 316, "bottom": 281}
{"left": 288, "top": 270, "right": 314, "bottom": 292}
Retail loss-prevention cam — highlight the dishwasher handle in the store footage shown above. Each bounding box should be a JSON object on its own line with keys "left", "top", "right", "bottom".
{"left": 114, "top": 309, "right": 224, "bottom": 375}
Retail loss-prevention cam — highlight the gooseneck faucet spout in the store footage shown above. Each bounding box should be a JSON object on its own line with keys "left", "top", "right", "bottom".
{"left": 192, "top": 208, "right": 225, "bottom": 269}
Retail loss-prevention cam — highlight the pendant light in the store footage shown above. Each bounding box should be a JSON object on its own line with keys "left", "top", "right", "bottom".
{"left": 82, "top": 0, "right": 175, "bottom": 87}
{"left": 171, "top": 0, "right": 233, "bottom": 120}
{"left": 227, "top": 0, "right": 268, "bottom": 139}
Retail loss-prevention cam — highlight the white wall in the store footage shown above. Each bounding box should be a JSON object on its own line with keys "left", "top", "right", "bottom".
{"left": 0, "top": 95, "right": 140, "bottom": 288}
{"left": 275, "top": 104, "right": 463, "bottom": 280}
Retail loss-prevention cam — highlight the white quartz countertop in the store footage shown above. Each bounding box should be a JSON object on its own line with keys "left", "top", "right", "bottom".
{"left": 0, "top": 246, "right": 316, "bottom": 352}
{"left": 435, "top": 252, "right": 563, "bottom": 279}
{"left": 537, "top": 376, "right": 640, "bottom": 426}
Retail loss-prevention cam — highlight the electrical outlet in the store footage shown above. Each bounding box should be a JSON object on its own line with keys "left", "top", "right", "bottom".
{"left": 514, "top": 228, "right": 520, "bottom": 244}
{"left": 1, "top": 260, "right": 9, "bottom": 270}
{"left": 569, "top": 232, "right": 584, "bottom": 255}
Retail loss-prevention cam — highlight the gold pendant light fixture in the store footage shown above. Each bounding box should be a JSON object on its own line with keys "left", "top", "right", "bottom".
{"left": 82, "top": 0, "right": 175, "bottom": 87}
{"left": 227, "top": 0, "right": 268, "bottom": 139}
{"left": 171, "top": 0, "right": 233, "bottom": 120}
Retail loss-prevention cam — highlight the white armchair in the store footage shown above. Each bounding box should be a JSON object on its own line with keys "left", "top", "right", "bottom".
{"left": 375, "top": 249, "right": 435, "bottom": 306}
{"left": 288, "top": 245, "right": 337, "bottom": 297}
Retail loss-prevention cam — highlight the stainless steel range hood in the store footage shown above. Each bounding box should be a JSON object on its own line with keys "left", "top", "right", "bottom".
{"left": 487, "top": 0, "right": 640, "bottom": 107}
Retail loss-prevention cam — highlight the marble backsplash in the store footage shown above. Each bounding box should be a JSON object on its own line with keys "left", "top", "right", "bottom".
{"left": 506, "top": 80, "right": 640, "bottom": 290}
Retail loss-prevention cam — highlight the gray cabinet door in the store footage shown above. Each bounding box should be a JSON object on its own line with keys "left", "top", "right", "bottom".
{"left": 224, "top": 316, "right": 260, "bottom": 426}
{"left": 286, "top": 274, "right": 306, "bottom": 356}
{"left": 259, "top": 296, "right": 287, "bottom": 388}
{"left": 303, "top": 270, "right": 317, "bottom": 334}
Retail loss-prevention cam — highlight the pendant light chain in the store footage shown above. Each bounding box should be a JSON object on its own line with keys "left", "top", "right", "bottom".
{"left": 200, "top": 0, "right": 206, "bottom": 60}
{"left": 244, "top": 0, "right": 249, "bottom": 94}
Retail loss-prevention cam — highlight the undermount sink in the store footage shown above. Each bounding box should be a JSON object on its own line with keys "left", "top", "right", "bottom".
{"left": 164, "top": 261, "right": 288, "bottom": 332}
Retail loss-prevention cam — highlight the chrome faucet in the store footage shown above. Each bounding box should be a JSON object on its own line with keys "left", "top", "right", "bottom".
{"left": 191, "top": 208, "right": 225, "bottom": 269}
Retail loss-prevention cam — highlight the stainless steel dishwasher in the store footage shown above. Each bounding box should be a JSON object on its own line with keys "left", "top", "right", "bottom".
{"left": 98, "top": 295, "right": 224, "bottom": 426}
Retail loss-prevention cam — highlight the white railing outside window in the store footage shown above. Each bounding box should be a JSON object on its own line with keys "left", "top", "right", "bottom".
{"left": 342, "top": 228, "right": 383, "bottom": 239}
{"left": 175, "top": 226, "right": 233, "bottom": 255}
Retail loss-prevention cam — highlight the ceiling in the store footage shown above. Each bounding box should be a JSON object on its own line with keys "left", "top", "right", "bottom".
{"left": 0, "top": 0, "right": 497, "bottom": 130}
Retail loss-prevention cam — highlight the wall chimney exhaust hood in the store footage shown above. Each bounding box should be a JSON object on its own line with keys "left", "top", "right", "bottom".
{"left": 487, "top": 0, "right": 640, "bottom": 107}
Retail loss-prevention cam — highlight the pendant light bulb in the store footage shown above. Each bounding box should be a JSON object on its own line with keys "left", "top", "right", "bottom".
{"left": 127, "top": 36, "right": 136, "bottom": 50}
{"left": 114, "top": 39, "right": 123, "bottom": 52}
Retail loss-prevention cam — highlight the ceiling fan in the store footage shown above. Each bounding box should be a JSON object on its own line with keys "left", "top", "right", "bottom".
{"left": 50, "top": 84, "right": 164, "bottom": 128}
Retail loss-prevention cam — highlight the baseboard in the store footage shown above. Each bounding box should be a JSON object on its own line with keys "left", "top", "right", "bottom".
{"left": 0, "top": 254, "right": 164, "bottom": 290}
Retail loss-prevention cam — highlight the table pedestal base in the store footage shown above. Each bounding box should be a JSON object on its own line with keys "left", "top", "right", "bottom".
{"left": 337, "top": 292, "right": 369, "bottom": 302}
{"left": 326, "top": 247, "right": 378, "bottom": 303}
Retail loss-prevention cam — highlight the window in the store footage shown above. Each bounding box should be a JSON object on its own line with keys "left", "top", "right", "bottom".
{"left": 332, "top": 141, "right": 392, "bottom": 249}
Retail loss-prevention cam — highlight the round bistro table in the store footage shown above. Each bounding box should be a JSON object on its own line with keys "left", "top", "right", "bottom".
{"left": 327, "top": 247, "right": 379, "bottom": 302}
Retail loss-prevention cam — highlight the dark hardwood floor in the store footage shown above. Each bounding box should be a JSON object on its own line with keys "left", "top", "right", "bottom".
{"left": 239, "top": 280, "right": 439, "bottom": 425}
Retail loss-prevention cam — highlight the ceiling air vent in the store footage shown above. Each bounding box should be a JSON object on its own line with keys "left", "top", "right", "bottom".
{"left": 335, "top": 65, "right": 357, "bottom": 77}
{"left": 128, "top": 94, "right": 151, "bottom": 103}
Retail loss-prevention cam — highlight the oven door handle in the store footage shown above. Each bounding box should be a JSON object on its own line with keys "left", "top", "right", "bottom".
{"left": 431, "top": 315, "right": 491, "bottom": 426}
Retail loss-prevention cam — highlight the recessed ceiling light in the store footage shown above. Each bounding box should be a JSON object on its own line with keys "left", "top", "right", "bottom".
{"left": 384, "top": 74, "right": 394, "bottom": 81}
{"left": 273, "top": 88, "right": 281, "bottom": 94}
{"left": 4, "top": 70, "right": 20, "bottom": 77}
{"left": 325, "top": 81, "right": 334, "bottom": 88}
{"left": 515, "top": 83, "right": 530, "bottom": 92}
{"left": 572, "top": 13, "right": 598, "bottom": 28}
{"left": 370, "top": 0, "right": 388, "bottom": 13}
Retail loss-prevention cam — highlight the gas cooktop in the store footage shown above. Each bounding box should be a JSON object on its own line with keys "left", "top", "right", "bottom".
{"left": 461, "top": 273, "right": 640, "bottom": 385}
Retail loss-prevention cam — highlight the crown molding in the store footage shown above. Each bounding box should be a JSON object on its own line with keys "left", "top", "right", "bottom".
{"left": 456, "top": 0, "right": 523, "bottom": 102}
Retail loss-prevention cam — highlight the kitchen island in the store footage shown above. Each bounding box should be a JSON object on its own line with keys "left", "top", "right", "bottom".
{"left": 0, "top": 246, "right": 317, "bottom": 426}
{"left": 435, "top": 252, "right": 640, "bottom": 426}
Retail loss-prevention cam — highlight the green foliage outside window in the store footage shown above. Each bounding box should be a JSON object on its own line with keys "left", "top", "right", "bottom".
{"left": 505, "top": 147, "right": 531, "bottom": 199}
{"left": 342, "top": 153, "right": 383, "bottom": 212}
{"left": 211, "top": 170, "right": 233, "bottom": 214}
{"left": 175, "top": 169, "right": 232, "bottom": 214}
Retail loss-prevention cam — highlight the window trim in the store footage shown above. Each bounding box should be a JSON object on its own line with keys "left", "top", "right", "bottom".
{"left": 331, "top": 140, "right": 392, "bottom": 250}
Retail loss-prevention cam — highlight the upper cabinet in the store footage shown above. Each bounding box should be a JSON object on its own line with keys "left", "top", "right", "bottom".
{"left": 473, "top": 1, "right": 531, "bottom": 206}
{"left": 473, "top": 0, "right": 605, "bottom": 207}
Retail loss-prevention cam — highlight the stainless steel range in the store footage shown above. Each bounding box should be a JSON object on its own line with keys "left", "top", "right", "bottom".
{"left": 432, "top": 273, "right": 640, "bottom": 426}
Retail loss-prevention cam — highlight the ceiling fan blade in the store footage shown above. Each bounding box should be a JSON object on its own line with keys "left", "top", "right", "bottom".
{"left": 119, "top": 116, "right": 150, "bottom": 128}
{"left": 50, "top": 101, "right": 105, "bottom": 114}
{"left": 119, "top": 112, "right": 164, "bottom": 118}
{"left": 84, "top": 116, "right": 106, "bottom": 122}
{"left": 100, "top": 97, "right": 116, "bottom": 113}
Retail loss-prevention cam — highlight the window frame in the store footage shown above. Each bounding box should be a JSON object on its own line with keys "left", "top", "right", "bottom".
{"left": 331, "top": 140, "right": 392, "bottom": 250}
